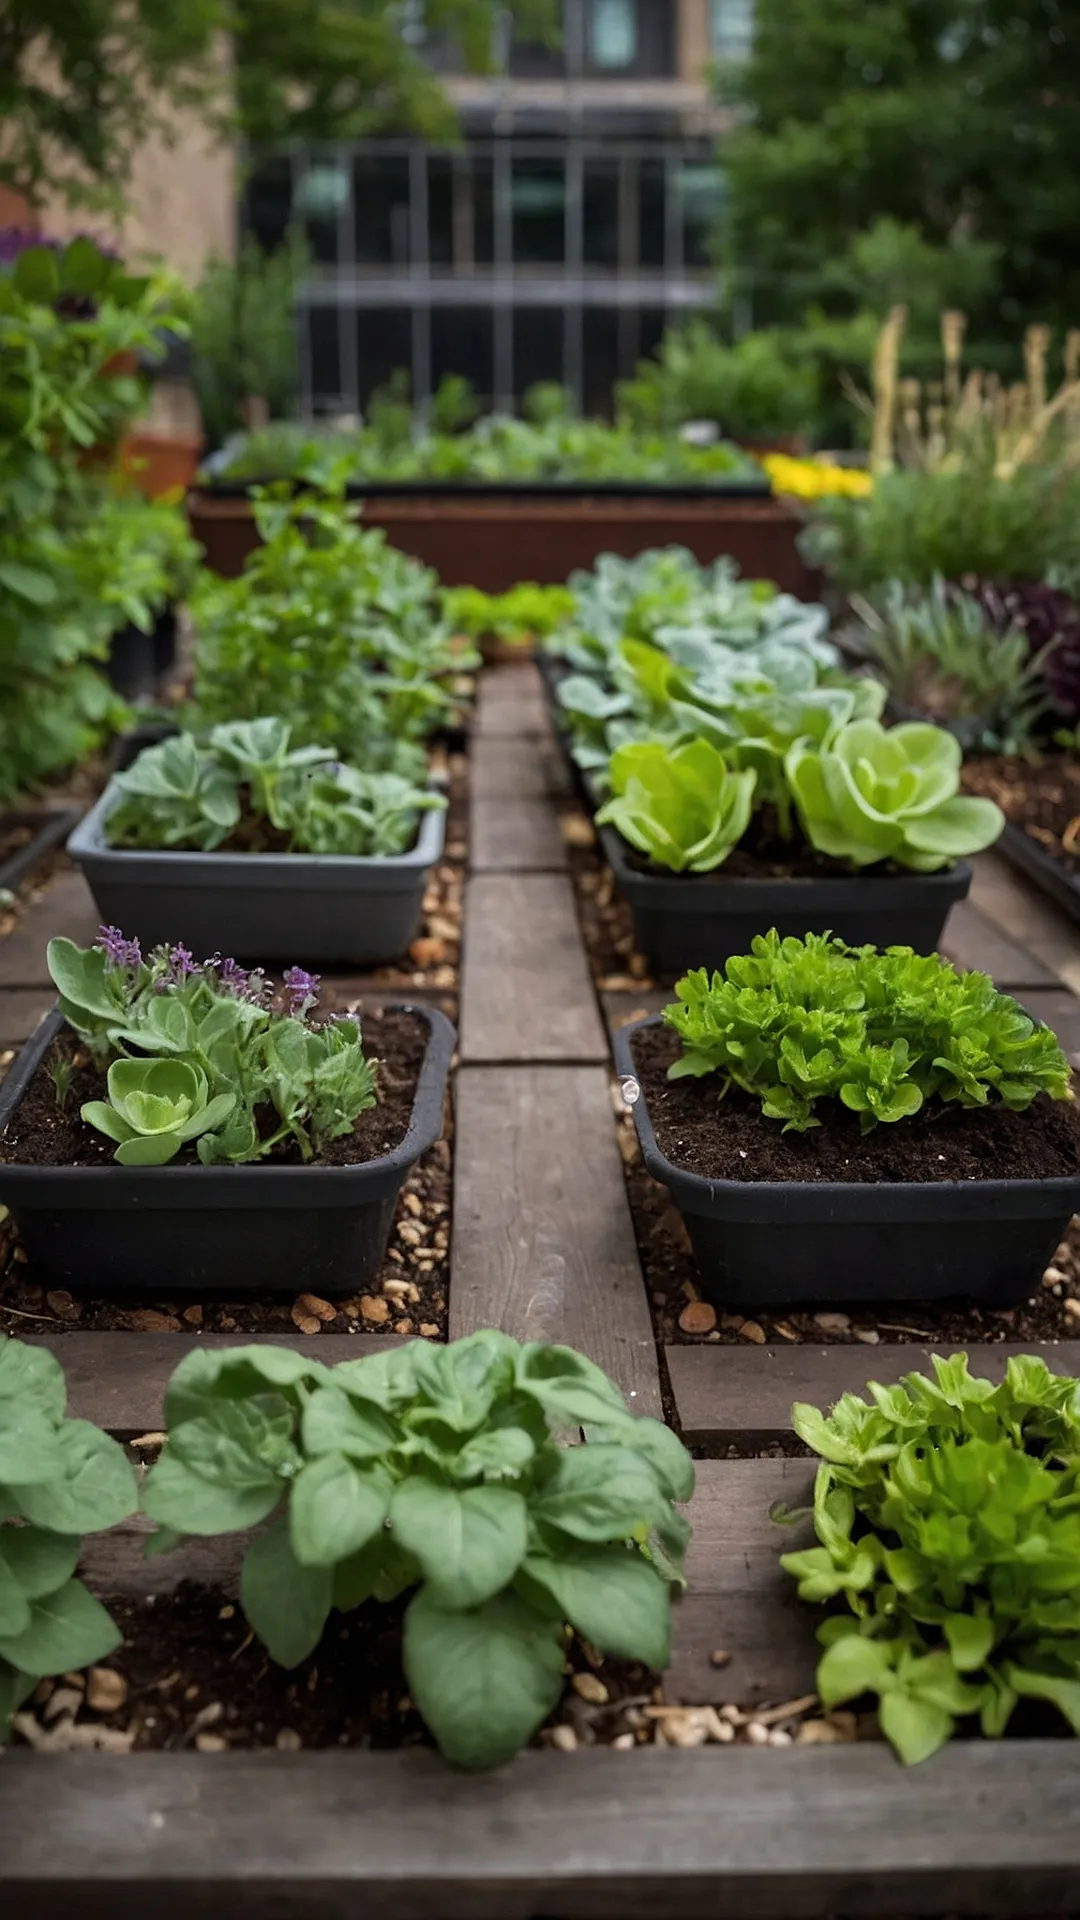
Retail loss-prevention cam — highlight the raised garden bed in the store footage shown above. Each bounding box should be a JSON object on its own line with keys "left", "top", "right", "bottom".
{"left": 962, "top": 752, "right": 1080, "bottom": 924}
{"left": 187, "top": 483, "right": 818, "bottom": 599}
{"left": 0, "top": 807, "right": 82, "bottom": 896}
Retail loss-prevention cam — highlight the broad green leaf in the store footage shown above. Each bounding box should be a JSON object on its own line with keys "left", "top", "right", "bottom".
{"left": 391, "top": 1478, "right": 528, "bottom": 1609}
{"left": 522, "top": 1542, "right": 672, "bottom": 1669}
{"left": 12, "top": 1422, "right": 137, "bottom": 1534}
{"left": 0, "top": 1577, "right": 31, "bottom": 1638}
{"left": 0, "top": 561, "right": 58, "bottom": 606}
{"left": 533, "top": 1444, "right": 669, "bottom": 1542}
{"left": 0, "top": 1339, "right": 67, "bottom": 1422}
{"left": 403, "top": 1586, "right": 565, "bottom": 1770}
{"left": 515, "top": 1344, "right": 633, "bottom": 1430}
{"left": 240, "top": 1518, "right": 332, "bottom": 1668}
{"left": 0, "top": 1663, "right": 34, "bottom": 1735}
{"left": 289, "top": 1455, "right": 390, "bottom": 1567}
{"left": 878, "top": 1689, "right": 954, "bottom": 1766}
{"left": 301, "top": 1384, "right": 398, "bottom": 1462}
{"left": 163, "top": 1344, "right": 329, "bottom": 1427}
{"left": 44, "top": 939, "right": 119, "bottom": 1022}
{"left": 943, "top": 1613, "right": 995, "bottom": 1673}
{"left": 0, "top": 1578, "right": 121, "bottom": 1677}
{"left": 0, "top": 1526, "right": 80, "bottom": 1599}
{"left": 816, "top": 1632, "right": 896, "bottom": 1708}
{"left": 0, "top": 1409, "right": 64, "bottom": 1488}
{"left": 1005, "top": 1665, "right": 1080, "bottom": 1734}
{"left": 452, "top": 1427, "right": 537, "bottom": 1482}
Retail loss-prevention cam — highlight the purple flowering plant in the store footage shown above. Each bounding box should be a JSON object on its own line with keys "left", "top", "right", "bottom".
{"left": 45, "top": 931, "right": 376, "bottom": 1166}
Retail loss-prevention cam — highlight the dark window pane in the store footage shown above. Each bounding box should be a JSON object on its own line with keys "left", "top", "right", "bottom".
{"left": 509, "top": 33, "right": 565, "bottom": 77}
{"left": 637, "top": 306, "right": 668, "bottom": 369}
{"left": 512, "top": 157, "right": 565, "bottom": 266}
{"left": 638, "top": 157, "right": 666, "bottom": 268}
{"left": 353, "top": 155, "right": 412, "bottom": 267}
{"left": 512, "top": 306, "right": 565, "bottom": 404}
{"left": 245, "top": 156, "right": 293, "bottom": 254}
{"left": 473, "top": 154, "right": 495, "bottom": 266}
{"left": 588, "top": 0, "right": 637, "bottom": 68}
{"left": 679, "top": 164, "right": 724, "bottom": 269}
{"left": 583, "top": 307, "right": 619, "bottom": 415}
{"left": 294, "top": 161, "right": 350, "bottom": 267}
{"left": 583, "top": 158, "right": 620, "bottom": 269}
{"left": 356, "top": 308, "right": 412, "bottom": 407}
{"left": 307, "top": 307, "right": 341, "bottom": 408}
{"left": 584, "top": 0, "right": 674, "bottom": 76}
{"left": 431, "top": 305, "right": 495, "bottom": 412}
{"left": 428, "top": 155, "right": 454, "bottom": 266}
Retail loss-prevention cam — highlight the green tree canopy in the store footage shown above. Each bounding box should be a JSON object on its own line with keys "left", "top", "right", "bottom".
{"left": 725, "top": 0, "right": 1080, "bottom": 345}
{"left": 0, "top": 0, "right": 555, "bottom": 212}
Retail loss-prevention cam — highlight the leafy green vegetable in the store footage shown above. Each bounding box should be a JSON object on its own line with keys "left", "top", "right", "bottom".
{"left": 664, "top": 930, "right": 1072, "bottom": 1133}
{"left": 142, "top": 1333, "right": 694, "bottom": 1770}
{"left": 595, "top": 737, "right": 756, "bottom": 873}
{"left": 0, "top": 1335, "right": 137, "bottom": 1742}
{"left": 104, "top": 719, "right": 445, "bottom": 857}
{"left": 786, "top": 719, "right": 1004, "bottom": 871}
{"left": 49, "top": 933, "right": 378, "bottom": 1165}
{"left": 190, "top": 479, "right": 475, "bottom": 778}
{"left": 782, "top": 1352, "right": 1080, "bottom": 1763}
{"left": 444, "top": 582, "right": 575, "bottom": 647}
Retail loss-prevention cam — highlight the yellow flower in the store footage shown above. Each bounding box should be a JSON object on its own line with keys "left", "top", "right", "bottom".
{"left": 763, "top": 455, "right": 872, "bottom": 500}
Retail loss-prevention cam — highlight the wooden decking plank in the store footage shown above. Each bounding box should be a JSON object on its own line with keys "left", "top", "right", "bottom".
{"left": 0, "top": 870, "right": 99, "bottom": 988}
{"left": 474, "top": 665, "right": 548, "bottom": 738}
{"left": 1020, "top": 987, "right": 1080, "bottom": 1066}
{"left": 0, "top": 985, "right": 53, "bottom": 1048}
{"left": 3, "top": 1743, "right": 1080, "bottom": 1918}
{"left": 471, "top": 734, "right": 570, "bottom": 801}
{"left": 470, "top": 797, "right": 567, "bottom": 873}
{"left": 666, "top": 1339, "right": 1080, "bottom": 1444}
{"left": 969, "top": 849, "right": 1080, "bottom": 992}
{"left": 460, "top": 875, "right": 606, "bottom": 1062}
{"left": 24, "top": 1332, "right": 401, "bottom": 1432}
{"left": 451, "top": 1064, "right": 661, "bottom": 1416}
{"left": 938, "top": 897, "right": 1059, "bottom": 987}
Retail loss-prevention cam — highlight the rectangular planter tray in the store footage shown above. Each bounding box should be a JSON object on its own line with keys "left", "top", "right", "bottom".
{"left": 613, "top": 1013, "right": 1080, "bottom": 1311}
{"left": 187, "top": 487, "right": 818, "bottom": 600}
{"left": 600, "top": 826, "right": 972, "bottom": 977}
{"left": 0, "top": 1003, "right": 455, "bottom": 1296}
{"left": 995, "top": 818, "right": 1080, "bottom": 926}
{"left": 0, "top": 807, "right": 82, "bottom": 895}
{"left": 66, "top": 780, "right": 446, "bottom": 965}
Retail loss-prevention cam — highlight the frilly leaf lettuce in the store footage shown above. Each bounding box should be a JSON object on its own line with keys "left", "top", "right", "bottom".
{"left": 781, "top": 1352, "right": 1080, "bottom": 1763}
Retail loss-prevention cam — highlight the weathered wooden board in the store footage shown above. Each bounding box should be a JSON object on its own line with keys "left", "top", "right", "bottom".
{"left": 666, "top": 1339, "right": 1080, "bottom": 1443}
{"left": 969, "top": 849, "right": 1080, "bottom": 991}
{"left": 3, "top": 1742, "right": 1080, "bottom": 1919}
{"left": 470, "top": 798, "right": 567, "bottom": 873}
{"left": 0, "top": 870, "right": 99, "bottom": 988}
{"left": 24, "top": 1332, "right": 400, "bottom": 1432}
{"left": 471, "top": 734, "right": 570, "bottom": 801}
{"left": 474, "top": 666, "right": 548, "bottom": 738}
{"left": 1021, "top": 988, "right": 1080, "bottom": 1067}
{"left": 451, "top": 1064, "right": 660, "bottom": 1417}
{"left": 460, "top": 875, "right": 606, "bottom": 1062}
{"left": 938, "top": 897, "right": 1058, "bottom": 987}
{"left": 0, "top": 985, "right": 53, "bottom": 1048}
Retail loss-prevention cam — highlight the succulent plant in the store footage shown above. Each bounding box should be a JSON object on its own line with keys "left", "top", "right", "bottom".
{"left": 957, "top": 578, "right": 1080, "bottom": 724}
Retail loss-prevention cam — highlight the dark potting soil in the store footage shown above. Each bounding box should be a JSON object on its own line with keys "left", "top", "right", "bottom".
{"left": 17, "top": 1581, "right": 656, "bottom": 1755}
{"left": 630, "top": 1022, "right": 1080, "bottom": 1187}
{"left": 0, "top": 1009, "right": 426, "bottom": 1171}
{"left": 625, "top": 805, "right": 903, "bottom": 884}
{"left": 962, "top": 754, "right": 1080, "bottom": 875}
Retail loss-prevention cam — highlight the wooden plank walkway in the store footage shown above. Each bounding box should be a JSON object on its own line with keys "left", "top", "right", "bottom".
{"left": 460, "top": 874, "right": 607, "bottom": 1061}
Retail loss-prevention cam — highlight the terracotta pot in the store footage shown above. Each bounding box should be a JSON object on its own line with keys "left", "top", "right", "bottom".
{"left": 120, "top": 432, "right": 202, "bottom": 500}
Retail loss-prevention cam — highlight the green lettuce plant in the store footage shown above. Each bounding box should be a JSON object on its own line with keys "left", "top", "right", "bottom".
{"left": 444, "top": 582, "right": 575, "bottom": 646}
{"left": 48, "top": 932, "right": 377, "bottom": 1165}
{"left": 595, "top": 737, "right": 757, "bottom": 873}
{"left": 780, "top": 1352, "right": 1080, "bottom": 1764}
{"left": 82, "top": 1057, "right": 237, "bottom": 1165}
{"left": 105, "top": 719, "right": 444, "bottom": 857}
{"left": 0, "top": 1334, "right": 137, "bottom": 1740}
{"left": 786, "top": 719, "right": 1004, "bottom": 871}
{"left": 141, "top": 1333, "right": 695, "bottom": 1770}
{"left": 664, "top": 930, "right": 1072, "bottom": 1133}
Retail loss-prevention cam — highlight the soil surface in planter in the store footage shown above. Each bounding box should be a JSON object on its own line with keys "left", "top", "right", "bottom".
{"left": 625, "top": 806, "right": 905, "bottom": 884}
{"left": 0, "top": 1010, "right": 426, "bottom": 1171}
{"left": 963, "top": 754, "right": 1080, "bottom": 874}
{"left": 16, "top": 1581, "right": 658, "bottom": 1755}
{"left": 631, "top": 1023, "right": 1080, "bottom": 1186}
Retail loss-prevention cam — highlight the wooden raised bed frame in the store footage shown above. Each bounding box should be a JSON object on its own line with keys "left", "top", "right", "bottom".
{"left": 3, "top": 666, "right": 1080, "bottom": 1917}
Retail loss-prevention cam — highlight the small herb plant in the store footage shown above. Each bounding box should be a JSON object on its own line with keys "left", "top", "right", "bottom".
{"left": 104, "top": 719, "right": 445, "bottom": 857}
{"left": 664, "top": 931, "right": 1072, "bottom": 1134}
{"left": 0, "top": 1334, "right": 137, "bottom": 1740}
{"left": 47, "top": 931, "right": 377, "bottom": 1166}
{"left": 142, "top": 1333, "right": 694, "bottom": 1770}
{"left": 190, "top": 480, "right": 475, "bottom": 778}
{"left": 781, "top": 1352, "right": 1080, "bottom": 1764}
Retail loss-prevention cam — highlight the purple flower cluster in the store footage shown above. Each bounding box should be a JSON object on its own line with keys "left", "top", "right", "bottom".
{"left": 284, "top": 966, "right": 322, "bottom": 1016}
{"left": 95, "top": 925, "right": 142, "bottom": 969}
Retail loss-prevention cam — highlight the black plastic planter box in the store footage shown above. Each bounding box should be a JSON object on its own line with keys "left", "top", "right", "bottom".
{"left": 601, "top": 826, "right": 972, "bottom": 977}
{"left": 66, "top": 780, "right": 446, "bottom": 964}
{"left": 614, "top": 1014, "right": 1080, "bottom": 1311}
{"left": 0, "top": 1004, "right": 455, "bottom": 1295}
{"left": 995, "top": 821, "right": 1080, "bottom": 926}
{"left": 0, "top": 807, "right": 81, "bottom": 894}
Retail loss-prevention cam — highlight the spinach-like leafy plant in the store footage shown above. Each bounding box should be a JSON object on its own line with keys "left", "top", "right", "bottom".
{"left": 596, "top": 737, "right": 757, "bottom": 872}
{"left": 781, "top": 1352, "right": 1080, "bottom": 1764}
{"left": 786, "top": 719, "right": 1004, "bottom": 871}
{"left": 0, "top": 1334, "right": 137, "bottom": 1740}
{"left": 664, "top": 931, "right": 1072, "bottom": 1133}
{"left": 105, "top": 719, "right": 444, "bottom": 857}
{"left": 142, "top": 1333, "right": 695, "bottom": 1770}
{"left": 445, "top": 582, "right": 575, "bottom": 646}
{"left": 48, "top": 932, "right": 377, "bottom": 1165}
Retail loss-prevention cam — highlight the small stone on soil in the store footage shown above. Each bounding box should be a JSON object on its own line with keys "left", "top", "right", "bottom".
{"left": 678, "top": 1302, "right": 717, "bottom": 1336}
